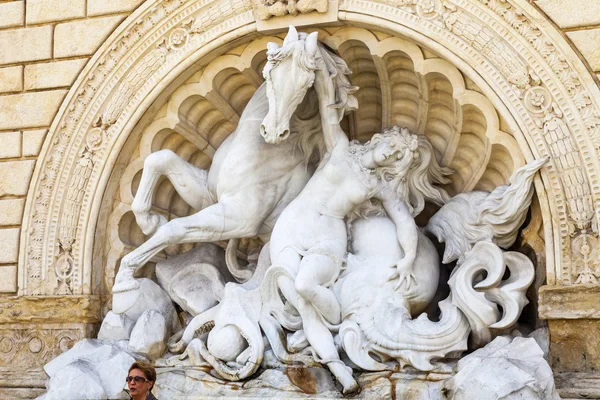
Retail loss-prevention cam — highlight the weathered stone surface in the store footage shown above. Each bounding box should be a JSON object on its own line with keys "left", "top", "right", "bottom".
{"left": 0, "top": 26, "right": 52, "bottom": 65}
{"left": 23, "top": 129, "right": 47, "bottom": 157}
{"left": 0, "top": 131, "right": 21, "bottom": 159}
{"left": 0, "top": 296, "right": 102, "bottom": 324}
{"left": 0, "top": 160, "right": 35, "bottom": 196}
{"left": 0, "top": 91, "right": 67, "bottom": 130}
{"left": 445, "top": 336, "right": 560, "bottom": 399}
{"left": 97, "top": 311, "right": 135, "bottom": 341}
{"left": 154, "top": 367, "right": 342, "bottom": 398}
{"left": 26, "top": 0, "right": 85, "bottom": 25}
{"left": 54, "top": 16, "right": 126, "bottom": 58}
{"left": 0, "top": 1, "right": 24, "bottom": 29}
{"left": 0, "top": 199, "right": 25, "bottom": 226}
{"left": 42, "top": 360, "right": 107, "bottom": 400}
{"left": 0, "top": 264, "right": 17, "bottom": 293}
{"left": 567, "top": 28, "right": 600, "bottom": 72}
{"left": 128, "top": 309, "right": 167, "bottom": 360}
{"left": 535, "top": 0, "right": 600, "bottom": 29}
{"left": 95, "top": 351, "right": 134, "bottom": 399}
{"left": 0, "top": 228, "right": 20, "bottom": 263}
{"left": 25, "top": 59, "right": 87, "bottom": 91}
{"left": 41, "top": 340, "right": 136, "bottom": 400}
{"left": 555, "top": 371, "right": 600, "bottom": 399}
{"left": 539, "top": 284, "right": 600, "bottom": 319}
{"left": 44, "top": 339, "right": 120, "bottom": 377}
{"left": 549, "top": 319, "right": 600, "bottom": 372}
{"left": 87, "top": 0, "right": 145, "bottom": 16}
{"left": 0, "top": 66, "right": 23, "bottom": 94}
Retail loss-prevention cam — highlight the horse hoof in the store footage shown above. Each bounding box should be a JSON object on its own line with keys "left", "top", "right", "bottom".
{"left": 112, "top": 278, "right": 140, "bottom": 294}
{"left": 136, "top": 212, "right": 167, "bottom": 236}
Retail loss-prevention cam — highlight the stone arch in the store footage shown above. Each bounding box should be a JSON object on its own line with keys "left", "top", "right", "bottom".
{"left": 18, "top": 0, "right": 600, "bottom": 299}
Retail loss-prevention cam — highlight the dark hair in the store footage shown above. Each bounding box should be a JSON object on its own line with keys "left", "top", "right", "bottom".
{"left": 129, "top": 361, "right": 156, "bottom": 385}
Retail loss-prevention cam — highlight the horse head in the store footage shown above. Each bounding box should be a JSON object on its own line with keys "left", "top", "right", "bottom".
{"left": 260, "top": 26, "right": 319, "bottom": 144}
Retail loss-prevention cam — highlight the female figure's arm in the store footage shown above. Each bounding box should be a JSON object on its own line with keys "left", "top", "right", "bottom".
{"left": 314, "top": 59, "right": 349, "bottom": 153}
{"left": 381, "top": 195, "right": 418, "bottom": 292}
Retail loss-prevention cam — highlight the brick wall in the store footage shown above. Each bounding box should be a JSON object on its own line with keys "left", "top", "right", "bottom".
{"left": 0, "top": 0, "right": 144, "bottom": 293}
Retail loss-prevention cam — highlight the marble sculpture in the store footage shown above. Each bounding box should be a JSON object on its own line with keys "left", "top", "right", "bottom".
{"left": 40, "top": 26, "right": 551, "bottom": 398}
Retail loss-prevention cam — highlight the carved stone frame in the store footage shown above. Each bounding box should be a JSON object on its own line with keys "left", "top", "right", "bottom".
{"left": 9, "top": 0, "right": 600, "bottom": 393}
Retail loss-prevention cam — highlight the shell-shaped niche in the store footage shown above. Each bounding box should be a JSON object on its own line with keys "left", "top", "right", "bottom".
{"left": 103, "top": 27, "right": 525, "bottom": 288}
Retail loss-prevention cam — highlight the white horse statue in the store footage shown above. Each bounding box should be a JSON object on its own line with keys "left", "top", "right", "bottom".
{"left": 112, "top": 26, "right": 358, "bottom": 294}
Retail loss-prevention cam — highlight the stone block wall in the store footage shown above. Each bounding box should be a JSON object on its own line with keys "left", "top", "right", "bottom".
{"left": 534, "top": 0, "right": 600, "bottom": 78}
{"left": 0, "top": 0, "right": 143, "bottom": 294}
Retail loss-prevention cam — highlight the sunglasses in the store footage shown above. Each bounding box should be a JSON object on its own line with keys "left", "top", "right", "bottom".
{"left": 126, "top": 376, "right": 149, "bottom": 383}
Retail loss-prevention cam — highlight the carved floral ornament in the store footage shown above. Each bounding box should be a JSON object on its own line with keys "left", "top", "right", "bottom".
{"left": 18, "top": 0, "right": 600, "bottom": 296}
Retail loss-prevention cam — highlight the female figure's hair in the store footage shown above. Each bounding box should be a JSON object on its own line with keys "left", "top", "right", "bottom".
{"left": 129, "top": 361, "right": 156, "bottom": 385}
{"left": 349, "top": 126, "right": 453, "bottom": 218}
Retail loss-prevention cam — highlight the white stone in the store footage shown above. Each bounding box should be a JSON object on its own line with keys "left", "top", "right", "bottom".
{"left": 42, "top": 360, "right": 107, "bottom": 400}
{"left": 155, "top": 243, "right": 229, "bottom": 316}
{"left": 41, "top": 340, "right": 135, "bottom": 400}
{"left": 96, "top": 351, "right": 135, "bottom": 399}
{"left": 112, "top": 277, "right": 180, "bottom": 334}
{"left": 97, "top": 311, "right": 135, "bottom": 341}
{"left": 445, "top": 336, "right": 561, "bottom": 399}
{"left": 128, "top": 309, "right": 167, "bottom": 360}
{"left": 44, "top": 339, "right": 123, "bottom": 378}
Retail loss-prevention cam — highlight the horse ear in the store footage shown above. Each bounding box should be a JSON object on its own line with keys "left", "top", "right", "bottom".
{"left": 283, "top": 25, "right": 298, "bottom": 47}
{"left": 267, "top": 42, "right": 279, "bottom": 53}
{"left": 305, "top": 32, "right": 318, "bottom": 56}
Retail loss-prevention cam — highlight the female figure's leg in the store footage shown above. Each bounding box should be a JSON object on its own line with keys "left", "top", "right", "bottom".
{"left": 294, "top": 250, "right": 358, "bottom": 394}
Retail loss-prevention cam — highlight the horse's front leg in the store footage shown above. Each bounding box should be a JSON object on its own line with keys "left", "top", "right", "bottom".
{"left": 132, "top": 149, "right": 214, "bottom": 236}
{"left": 113, "top": 201, "right": 263, "bottom": 293}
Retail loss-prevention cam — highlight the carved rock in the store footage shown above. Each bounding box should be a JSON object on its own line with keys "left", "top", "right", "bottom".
{"left": 40, "top": 339, "right": 136, "bottom": 400}
{"left": 128, "top": 309, "right": 167, "bottom": 360}
{"left": 444, "top": 336, "right": 560, "bottom": 400}
{"left": 97, "top": 311, "right": 135, "bottom": 341}
{"left": 155, "top": 244, "right": 230, "bottom": 316}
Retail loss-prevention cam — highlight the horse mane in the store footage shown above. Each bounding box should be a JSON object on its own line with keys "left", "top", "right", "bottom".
{"left": 289, "top": 88, "right": 325, "bottom": 165}
{"left": 317, "top": 42, "right": 359, "bottom": 123}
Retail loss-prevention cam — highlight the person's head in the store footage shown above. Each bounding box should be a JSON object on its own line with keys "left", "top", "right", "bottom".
{"left": 363, "top": 125, "right": 453, "bottom": 216}
{"left": 127, "top": 361, "right": 156, "bottom": 399}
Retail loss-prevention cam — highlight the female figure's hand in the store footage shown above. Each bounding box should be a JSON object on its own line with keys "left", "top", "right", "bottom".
{"left": 388, "top": 256, "right": 417, "bottom": 292}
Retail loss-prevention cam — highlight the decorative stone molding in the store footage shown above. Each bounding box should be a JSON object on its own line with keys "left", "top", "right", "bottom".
{"left": 17, "top": 0, "right": 600, "bottom": 303}
{"left": 0, "top": 296, "right": 103, "bottom": 325}
{"left": 0, "top": 323, "right": 93, "bottom": 388}
{"left": 253, "top": 0, "right": 329, "bottom": 21}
